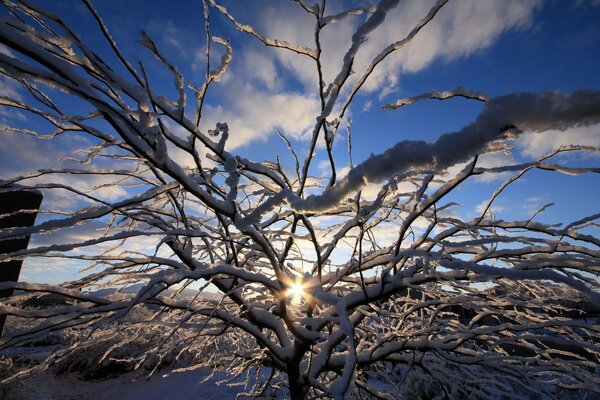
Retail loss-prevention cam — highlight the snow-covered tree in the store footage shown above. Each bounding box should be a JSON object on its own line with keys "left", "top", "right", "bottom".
{"left": 1, "top": 1, "right": 599, "bottom": 398}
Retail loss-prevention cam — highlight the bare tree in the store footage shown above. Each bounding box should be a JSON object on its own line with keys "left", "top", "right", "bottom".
{"left": 1, "top": 1, "right": 599, "bottom": 398}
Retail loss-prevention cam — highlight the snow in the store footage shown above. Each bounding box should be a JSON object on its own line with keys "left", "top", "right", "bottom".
{"left": 206, "top": 0, "right": 317, "bottom": 59}
{"left": 292, "top": 89, "right": 600, "bottom": 213}
{"left": 4, "top": 367, "right": 251, "bottom": 400}
{"left": 2, "top": 343, "right": 271, "bottom": 400}
{"left": 1, "top": 1, "right": 599, "bottom": 398}
{"left": 320, "top": 6, "right": 378, "bottom": 26}
{"left": 383, "top": 86, "right": 488, "bottom": 109}
{"left": 228, "top": 89, "right": 600, "bottom": 219}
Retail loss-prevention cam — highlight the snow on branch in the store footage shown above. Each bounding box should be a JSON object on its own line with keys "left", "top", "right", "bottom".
{"left": 320, "top": 6, "right": 378, "bottom": 27}
{"left": 206, "top": 0, "right": 318, "bottom": 59}
{"left": 0, "top": 1, "right": 599, "bottom": 398}
{"left": 291, "top": 90, "right": 600, "bottom": 213}
{"left": 383, "top": 86, "right": 489, "bottom": 109}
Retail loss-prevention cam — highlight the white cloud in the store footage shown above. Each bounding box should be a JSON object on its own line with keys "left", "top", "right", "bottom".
{"left": 441, "top": 150, "right": 515, "bottom": 185}
{"left": 29, "top": 220, "right": 106, "bottom": 248}
{"left": 21, "top": 256, "right": 89, "bottom": 284}
{"left": 0, "top": 43, "right": 14, "bottom": 57}
{"left": 473, "top": 151, "right": 515, "bottom": 182}
{"left": 0, "top": 132, "right": 59, "bottom": 177}
{"left": 475, "top": 199, "right": 504, "bottom": 216}
{"left": 260, "top": 4, "right": 328, "bottom": 92}
{"left": 360, "top": 0, "right": 540, "bottom": 94}
{"left": 200, "top": 84, "right": 320, "bottom": 150}
{"left": 516, "top": 123, "right": 600, "bottom": 158}
{"left": 149, "top": 0, "right": 541, "bottom": 155}
{"left": 0, "top": 76, "right": 23, "bottom": 102}
{"left": 0, "top": 130, "right": 136, "bottom": 211}
{"left": 260, "top": 0, "right": 540, "bottom": 100}
{"left": 241, "top": 50, "right": 280, "bottom": 91}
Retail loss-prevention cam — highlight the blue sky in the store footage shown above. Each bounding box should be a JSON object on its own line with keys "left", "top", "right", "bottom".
{"left": 1, "top": 0, "right": 599, "bottom": 284}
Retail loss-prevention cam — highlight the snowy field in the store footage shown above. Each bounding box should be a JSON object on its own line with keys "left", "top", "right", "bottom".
{"left": 3, "top": 353, "right": 598, "bottom": 400}
{"left": 12, "top": 368, "right": 262, "bottom": 400}
{"left": 3, "top": 365, "right": 244, "bottom": 400}
{"left": 0, "top": 297, "right": 273, "bottom": 400}
{"left": 1, "top": 299, "right": 598, "bottom": 400}
{"left": 1, "top": 339, "right": 261, "bottom": 400}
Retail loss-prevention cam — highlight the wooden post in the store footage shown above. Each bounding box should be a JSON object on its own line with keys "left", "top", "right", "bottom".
{"left": 0, "top": 186, "right": 43, "bottom": 337}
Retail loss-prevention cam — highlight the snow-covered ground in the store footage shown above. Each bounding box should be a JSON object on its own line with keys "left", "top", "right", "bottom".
{"left": 4, "top": 367, "right": 246, "bottom": 400}
{"left": 1, "top": 341, "right": 257, "bottom": 400}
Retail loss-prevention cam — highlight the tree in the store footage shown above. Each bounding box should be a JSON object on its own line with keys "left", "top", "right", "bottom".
{"left": 0, "top": 0, "right": 599, "bottom": 398}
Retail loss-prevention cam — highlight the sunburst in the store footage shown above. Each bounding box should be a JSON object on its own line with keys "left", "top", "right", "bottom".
{"left": 287, "top": 280, "right": 306, "bottom": 304}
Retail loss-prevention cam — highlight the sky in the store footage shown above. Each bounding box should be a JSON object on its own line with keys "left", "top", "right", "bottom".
{"left": 0, "top": 0, "right": 599, "bottom": 284}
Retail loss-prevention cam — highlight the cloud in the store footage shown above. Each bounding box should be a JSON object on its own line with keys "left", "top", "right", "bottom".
{"left": 259, "top": 0, "right": 540, "bottom": 99}
{"left": 22, "top": 231, "right": 173, "bottom": 284}
{"left": 20, "top": 256, "right": 89, "bottom": 284}
{"left": 240, "top": 49, "right": 281, "bottom": 91}
{"left": 0, "top": 130, "right": 136, "bottom": 212}
{"left": 29, "top": 219, "right": 107, "bottom": 248}
{"left": 361, "top": 0, "right": 540, "bottom": 93}
{"left": 473, "top": 151, "right": 515, "bottom": 182}
{"left": 516, "top": 123, "right": 600, "bottom": 158}
{"left": 440, "top": 149, "right": 514, "bottom": 185}
{"left": 142, "top": 0, "right": 541, "bottom": 155}
{"left": 260, "top": 4, "right": 329, "bottom": 92}
{"left": 200, "top": 83, "right": 320, "bottom": 150}
{"left": 0, "top": 132, "right": 60, "bottom": 177}
{"left": 0, "top": 76, "right": 27, "bottom": 121}
{"left": 475, "top": 199, "right": 504, "bottom": 216}
{"left": 181, "top": 0, "right": 541, "bottom": 162}
{"left": 0, "top": 76, "right": 22, "bottom": 102}
{"left": 0, "top": 43, "right": 15, "bottom": 57}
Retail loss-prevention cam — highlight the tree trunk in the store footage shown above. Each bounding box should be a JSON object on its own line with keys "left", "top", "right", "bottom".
{"left": 288, "top": 376, "right": 307, "bottom": 400}
{"left": 288, "top": 340, "right": 310, "bottom": 399}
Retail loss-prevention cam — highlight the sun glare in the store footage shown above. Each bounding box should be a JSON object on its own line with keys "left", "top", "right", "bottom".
{"left": 287, "top": 281, "right": 305, "bottom": 303}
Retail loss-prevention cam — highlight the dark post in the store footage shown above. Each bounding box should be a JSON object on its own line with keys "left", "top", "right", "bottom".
{"left": 0, "top": 186, "right": 43, "bottom": 337}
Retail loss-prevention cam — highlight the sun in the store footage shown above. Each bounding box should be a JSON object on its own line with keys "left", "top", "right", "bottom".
{"left": 287, "top": 280, "right": 305, "bottom": 304}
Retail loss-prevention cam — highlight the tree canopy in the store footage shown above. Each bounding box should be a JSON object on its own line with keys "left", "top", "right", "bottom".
{"left": 0, "top": 1, "right": 599, "bottom": 398}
